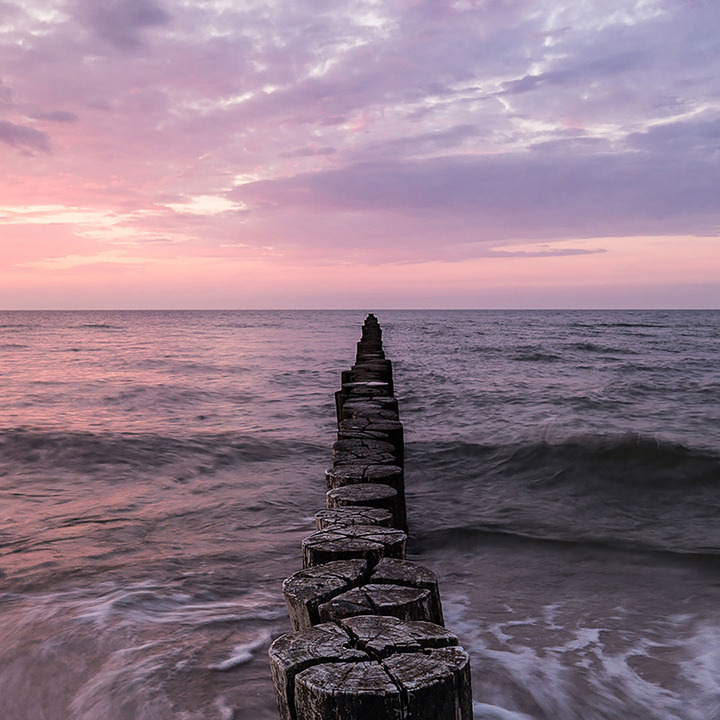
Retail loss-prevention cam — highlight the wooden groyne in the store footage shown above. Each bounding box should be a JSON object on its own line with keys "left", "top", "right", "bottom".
{"left": 269, "top": 314, "right": 473, "bottom": 720}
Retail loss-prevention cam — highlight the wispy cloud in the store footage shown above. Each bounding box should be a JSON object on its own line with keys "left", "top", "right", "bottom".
{"left": 74, "top": 0, "right": 172, "bottom": 51}
{"left": 28, "top": 110, "right": 79, "bottom": 123}
{"left": 0, "top": 120, "right": 51, "bottom": 153}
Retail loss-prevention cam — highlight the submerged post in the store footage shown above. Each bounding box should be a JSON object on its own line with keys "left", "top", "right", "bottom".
{"left": 269, "top": 313, "right": 473, "bottom": 719}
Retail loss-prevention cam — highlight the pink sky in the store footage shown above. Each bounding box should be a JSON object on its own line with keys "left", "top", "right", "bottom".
{"left": 1, "top": 0, "right": 719, "bottom": 308}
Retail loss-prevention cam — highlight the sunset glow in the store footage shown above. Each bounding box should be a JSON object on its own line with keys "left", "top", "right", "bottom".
{"left": 2, "top": 0, "right": 719, "bottom": 308}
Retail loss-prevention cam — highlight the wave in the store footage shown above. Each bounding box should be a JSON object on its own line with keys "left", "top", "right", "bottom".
{"left": 75, "top": 323, "right": 126, "bottom": 330}
{"left": 217, "top": 321, "right": 284, "bottom": 329}
{"left": 466, "top": 344, "right": 502, "bottom": 355}
{"left": 413, "top": 523, "right": 720, "bottom": 561}
{"left": 412, "top": 433, "right": 720, "bottom": 492}
{"left": 101, "top": 385, "right": 256, "bottom": 407}
{"left": 512, "top": 351, "right": 562, "bottom": 362}
{"left": 0, "top": 428, "right": 325, "bottom": 472}
{"left": 598, "top": 322, "right": 668, "bottom": 329}
{"left": 568, "top": 341, "right": 637, "bottom": 354}
{"left": 407, "top": 433, "right": 720, "bottom": 556}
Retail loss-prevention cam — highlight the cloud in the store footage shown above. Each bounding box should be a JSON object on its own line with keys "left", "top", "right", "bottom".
{"left": 28, "top": 110, "right": 79, "bottom": 123}
{"left": 344, "top": 124, "right": 486, "bottom": 163}
{"left": 0, "top": 78, "right": 13, "bottom": 105}
{"left": 21, "top": 249, "right": 151, "bottom": 271}
{"left": 498, "top": 52, "right": 642, "bottom": 98}
{"left": 282, "top": 145, "right": 336, "bottom": 158}
{"left": 0, "top": 120, "right": 51, "bottom": 153}
{"left": 75, "top": 0, "right": 172, "bottom": 51}
{"left": 231, "top": 136, "right": 720, "bottom": 241}
{"left": 488, "top": 247, "right": 606, "bottom": 258}
{"left": 2, "top": 0, "right": 720, "bottom": 293}
{"left": 628, "top": 114, "right": 720, "bottom": 156}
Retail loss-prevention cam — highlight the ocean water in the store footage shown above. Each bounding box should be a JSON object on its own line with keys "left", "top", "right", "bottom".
{"left": 0, "top": 309, "right": 718, "bottom": 719}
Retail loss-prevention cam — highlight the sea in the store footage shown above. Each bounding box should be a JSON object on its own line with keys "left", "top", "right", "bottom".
{"left": 0, "top": 309, "right": 718, "bottom": 720}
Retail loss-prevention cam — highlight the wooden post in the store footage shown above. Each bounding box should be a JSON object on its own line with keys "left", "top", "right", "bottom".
{"left": 342, "top": 615, "right": 457, "bottom": 657}
{"left": 269, "top": 617, "right": 473, "bottom": 720}
{"left": 325, "top": 463, "right": 404, "bottom": 493}
{"left": 370, "top": 558, "right": 444, "bottom": 626}
{"left": 315, "top": 507, "right": 393, "bottom": 530}
{"left": 317, "top": 583, "right": 435, "bottom": 624}
{"left": 338, "top": 417, "right": 404, "bottom": 465}
{"left": 270, "top": 315, "right": 472, "bottom": 720}
{"left": 326, "top": 482, "right": 406, "bottom": 531}
{"left": 302, "top": 525, "right": 406, "bottom": 568}
{"left": 268, "top": 623, "right": 368, "bottom": 720}
{"left": 283, "top": 559, "right": 367, "bottom": 631}
{"left": 331, "top": 439, "right": 398, "bottom": 467}
{"left": 283, "top": 557, "right": 444, "bottom": 631}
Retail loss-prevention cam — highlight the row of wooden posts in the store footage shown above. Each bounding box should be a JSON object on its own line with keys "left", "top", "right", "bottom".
{"left": 269, "top": 314, "right": 473, "bottom": 719}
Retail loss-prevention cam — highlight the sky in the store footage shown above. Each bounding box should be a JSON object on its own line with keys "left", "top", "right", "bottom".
{"left": 1, "top": 0, "right": 719, "bottom": 309}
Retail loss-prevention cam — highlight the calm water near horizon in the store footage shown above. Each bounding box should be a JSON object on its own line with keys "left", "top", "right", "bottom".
{"left": 0, "top": 310, "right": 718, "bottom": 719}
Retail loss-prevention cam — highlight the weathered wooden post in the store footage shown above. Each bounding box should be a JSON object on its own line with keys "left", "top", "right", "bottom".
{"left": 269, "top": 618, "right": 472, "bottom": 720}
{"left": 326, "top": 483, "right": 405, "bottom": 531}
{"left": 302, "top": 524, "right": 407, "bottom": 568}
{"left": 315, "top": 507, "right": 393, "bottom": 530}
{"left": 269, "top": 314, "right": 472, "bottom": 719}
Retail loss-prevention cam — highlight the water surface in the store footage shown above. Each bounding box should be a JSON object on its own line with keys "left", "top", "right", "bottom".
{"left": 1, "top": 310, "right": 718, "bottom": 719}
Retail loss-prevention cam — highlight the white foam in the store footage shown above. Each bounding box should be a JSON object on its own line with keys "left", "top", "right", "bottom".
{"left": 208, "top": 631, "right": 270, "bottom": 671}
{"left": 69, "top": 642, "right": 181, "bottom": 720}
{"left": 443, "top": 591, "right": 720, "bottom": 720}
{"left": 214, "top": 696, "right": 236, "bottom": 720}
{"left": 473, "top": 701, "right": 534, "bottom": 719}
{"left": 70, "top": 582, "right": 285, "bottom": 627}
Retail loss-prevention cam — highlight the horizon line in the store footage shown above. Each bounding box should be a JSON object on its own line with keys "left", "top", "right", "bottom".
{"left": 1, "top": 307, "right": 718, "bottom": 313}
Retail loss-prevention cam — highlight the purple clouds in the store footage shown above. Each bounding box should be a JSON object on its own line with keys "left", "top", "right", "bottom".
{"left": 0, "top": 120, "right": 51, "bottom": 153}
{"left": 232, "top": 114, "right": 720, "bottom": 242}
{"left": 76, "top": 0, "right": 172, "bottom": 51}
{"left": 1, "top": 0, "right": 719, "bottom": 306}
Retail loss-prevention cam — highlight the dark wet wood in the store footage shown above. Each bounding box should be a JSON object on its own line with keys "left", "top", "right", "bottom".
{"left": 342, "top": 395, "right": 398, "bottom": 415}
{"left": 333, "top": 438, "right": 397, "bottom": 457}
{"left": 342, "top": 368, "right": 394, "bottom": 391}
{"left": 383, "top": 647, "right": 473, "bottom": 720}
{"left": 356, "top": 350, "right": 386, "bottom": 361}
{"left": 357, "top": 340, "right": 384, "bottom": 352}
{"left": 336, "top": 427, "right": 394, "bottom": 445}
{"left": 282, "top": 559, "right": 367, "bottom": 631}
{"left": 315, "top": 507, "right": 393, "bottom": 530}
{"left": 342, "top": 406, "right": 400, "bottom": 422}
{"left": 353, "top": 358, "right": 392, "bottom": 370}
{"left": 294, "top": 661, "right": 402, "bottom": 720}
{"left": 302, "top": 524, "right": 406, "bottom": 568}
{"left": 326, "top": 482, "right": 405, "bottom": 530}
{"left": 332, "top": 451, "right": 398, "bottom": 467}
{"left": 326, "top": 463, "right": 404, "bottom": 492}
{"left": 283, "top": 559, "right": 443, "bottom": 632}
{"left": 370, "top": 558, "right": 444, "bottom": 626}
{"left": 336, "top": 380, "right": 392, "bottom": 420}
{"left": 338, "top": 417, "right": 404, "bottom": 464}
{"left": 317, "top": 583, "right": 434, "bottom": 624}
{"left": 342, "top": 381, "right": 391, "bottom": 399}
{"left": 341, "top": 615, "right": 458, "bottom": 658}
{"left": 351, "top": 363, "right": 393, "bottom": 385}
{"left": 268, "top": 623, "right": 368, "bottom": 720}
{"left": 280, "top": 622, "right": 472, "bottom": 720}
{"left": 331, "top": 438, "right": 398, "bottom": 467}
